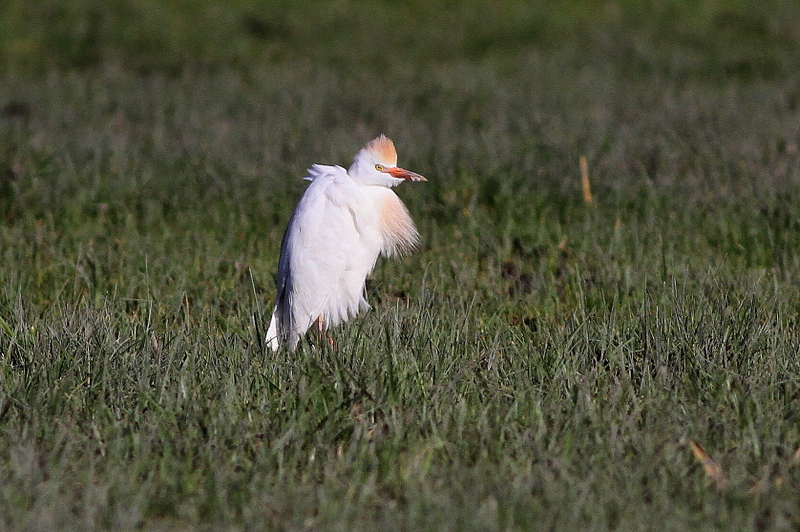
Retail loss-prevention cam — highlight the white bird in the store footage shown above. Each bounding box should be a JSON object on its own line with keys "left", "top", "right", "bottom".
{"left": 266, "top": 135, "right": 427, "bottom": 351}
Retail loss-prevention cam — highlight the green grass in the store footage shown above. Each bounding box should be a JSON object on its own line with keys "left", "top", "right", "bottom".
{"left": 2, "top": 1, "right": 800, "bottom": 530}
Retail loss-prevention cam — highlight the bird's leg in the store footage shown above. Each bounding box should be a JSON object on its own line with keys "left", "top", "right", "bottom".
{"left": 315, "top": 316, "right": 336, "bottom": 351}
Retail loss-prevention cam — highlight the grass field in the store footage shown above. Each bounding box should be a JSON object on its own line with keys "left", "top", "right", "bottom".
{"left": 2, "top": 1, "right": 800, "bottom": 530}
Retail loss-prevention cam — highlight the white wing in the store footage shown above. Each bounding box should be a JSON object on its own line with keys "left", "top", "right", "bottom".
{"left": 267, "top": 164, "right": 383, "bottom": 351}
{"left": 302, "top": 163, "right": 328, "bottom": 182}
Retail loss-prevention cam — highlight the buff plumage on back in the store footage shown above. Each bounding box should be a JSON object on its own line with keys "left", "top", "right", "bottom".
{"left": 364, "top": 135, "right": 398, "bottom": 167}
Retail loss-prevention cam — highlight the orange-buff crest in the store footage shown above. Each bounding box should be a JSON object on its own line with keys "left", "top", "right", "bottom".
{"left": 364, "top": 134, "right": 398, "bottom": 167}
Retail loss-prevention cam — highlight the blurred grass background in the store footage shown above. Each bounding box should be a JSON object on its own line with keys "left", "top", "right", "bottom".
{"left": 2, "top": 0, "right": 799, "bottom": 77}
{"left": 2, "top": 1, "right": 800, "bottom": 531}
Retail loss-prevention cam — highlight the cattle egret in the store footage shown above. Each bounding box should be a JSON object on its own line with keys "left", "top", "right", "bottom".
{"left": 266, "top": 135, "right": 426, "bottom": 351}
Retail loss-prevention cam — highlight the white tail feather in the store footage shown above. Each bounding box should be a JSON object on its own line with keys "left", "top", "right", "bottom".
{"left": 266, "top": 307, "right": 280, "bottom": 351}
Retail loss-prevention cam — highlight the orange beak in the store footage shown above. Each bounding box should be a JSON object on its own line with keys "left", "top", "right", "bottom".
{"left": 385, "top": 166, "right": 427, "bottom": 182}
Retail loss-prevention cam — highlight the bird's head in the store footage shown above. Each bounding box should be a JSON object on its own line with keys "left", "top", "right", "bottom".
{"left": 349, "top": 135, "right": 427, "bottom": 186}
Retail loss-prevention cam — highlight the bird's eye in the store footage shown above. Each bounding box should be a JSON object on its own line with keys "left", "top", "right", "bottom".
{"left": 375, "top": 164, "right": 385, "bottom": 171}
